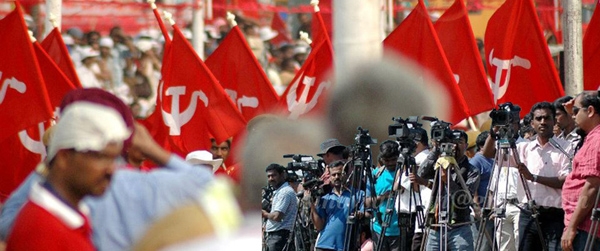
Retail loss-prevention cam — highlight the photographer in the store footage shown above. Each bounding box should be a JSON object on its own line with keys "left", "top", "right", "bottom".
{"left": 309, "top": 160, "right": 364, "bottom": 251}
{"left": 262, "top": 163, "right": 298, "bottom": 251}
{"left": 418, "top": 129, "right": 480, "bottom": 250}
{"left": 366, "top": 140, "right": 402, "bottom": 251}
{"left": 318, "top": 139, "right": 348, "bottom": 188}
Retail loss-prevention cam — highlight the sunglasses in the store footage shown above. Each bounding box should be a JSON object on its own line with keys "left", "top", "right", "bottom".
{"left": 573, "top": 106, "right": 587, "bottom": 115}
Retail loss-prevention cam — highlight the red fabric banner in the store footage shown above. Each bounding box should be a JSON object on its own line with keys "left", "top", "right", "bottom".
{"left": 0, "top": 2, "right": 53, "bottom": 143}
{"left": 434, "top": 0, "right": 495, "bottom": 116}
{"left": 484, "top": 0, "right": 564, "bottom": 115}
{"left": 383, "top": 0, "right": 470, "bottom": 125}
{"left": 205, "top": 26, "right": 279, "bottom": 122}
{"left": 583, "top": 4, "right": 600, "bottom": 90}
{"left": 40, "top": 27, "right": 82, "bottom": 89}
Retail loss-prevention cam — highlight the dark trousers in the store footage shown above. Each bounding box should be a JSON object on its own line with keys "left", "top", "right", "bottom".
{"left": 267, "top": 229, "right": 293, "bottom": 251}
{"left": 573, "top": 230, "right": 600, "bottom": 251}
{"left": 373, "top": 231, "right": 400, "bottom": 251}
{"left": 411, "top": 232, "right": 424, "bottom": 251}
{"left": 518, "top": 206, "right": 564, "bottom": 251}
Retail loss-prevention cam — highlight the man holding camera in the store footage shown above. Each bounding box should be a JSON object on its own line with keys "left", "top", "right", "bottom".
{"left": 262, "top": 163, "right": 298, "bottom": 251}
{"left": 516, "top": 101, "right": 571, "bottom": 251}
{"left": 309, "top": 160, "right": 364, "bottom": 251}
{"left": 418, "top": 129, "right": 480, "bottom": 250}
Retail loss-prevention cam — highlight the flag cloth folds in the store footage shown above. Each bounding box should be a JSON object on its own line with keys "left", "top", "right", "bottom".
{"left": 34, "top": 42, "right": 78, "bottom": 107}
{"left": 0, "top": 3, "right": 53, "bottom": 143}
{"left": 484, "top": 0, "right": 564, "bottom": 115}
{"left": 276, "top": 39, "right": 334, "bottom": 120}
{"left": 583, "top": 5, "right": 600, "bottom": 90}
{"left": 205, "top": 25, "right": 279, "bottom": 122}
{"left": 41, "top": 27, "right": 82, "bottom": 88}
{"left": 152, "top": 25, "right": 246, "bottom": 154}
{"left": 383, "top": 0, "right": 470, "bottom": 125}
{"left": 434, "top": 0, "right": 495, "bottom": 116}
{"left": 270, "top": 12, "right": 292, "bottom": 46}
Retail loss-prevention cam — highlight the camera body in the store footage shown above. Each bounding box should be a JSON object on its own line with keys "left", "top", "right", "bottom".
{"left": 283, "top": 154, "right": 327, "bottom": 198}
{"left": 422, "top": 116, "right": 453, "bottom": 143}
{"left": 489, "top": 102, "right": 521, "bottom": 142}
{"left": 388, "top": 116, "right": 423, "bottom": 155}
{"left": 262, "top": 185, "right": 274, "bottom": 211}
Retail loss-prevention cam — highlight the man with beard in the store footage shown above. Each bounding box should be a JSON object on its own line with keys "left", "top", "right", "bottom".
{"left": 262, "top": 163, "right": 298, "bottom": 251}
{"left": 516, "top": 101, "right": 571, "bottom": 251}
{"left": 561, "top": 91, "right": 600, "bottom": 251}
{"left": 310, "top": 160, "right": 364, "bottom": 251}
{"left": 6, "top": 102, "right": 130, "bottom": 250}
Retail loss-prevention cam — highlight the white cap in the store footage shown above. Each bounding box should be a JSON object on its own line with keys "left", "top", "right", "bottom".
{"left": 293, "top": 45, "right": 308, "bottom": 55}
{"left": 80, "top": 46, "right": 100, "bottom": 61}
{"left": 62, "top": 34, "right": 74, "bottom": 45}
{"left": 259, "top": 26, "right": 278, "bottom": 41}
{"left": 99, "top": 37, "right": 114, "bottom": 48}
{"left": 135, "top": 39, "right": 154, "bottom": 53}
{"left": 46, "top": 102, "right": 131, "bottom": 163}
{"left": 186, "top": 150, "right": 223, "bottom": 173}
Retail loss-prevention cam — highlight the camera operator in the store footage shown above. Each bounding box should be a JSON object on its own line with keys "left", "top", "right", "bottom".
{"left": 262, "top": 163, "right": 299, "bottom": 251}
{"left": 418, "top": 129, "right": 480, "bottom": 250}
{"left": 413, "top": 128, "right": 431, "bottom": 166}
{"left": 366, "top": 140, "right": 402, "bottom": 251}
{"left": 318, "top": 139, "right": 348, "bottom": 186}
{"left": 515, "top": 101, "right": 571, "bottom": 251}
{"left": 561, "top": 91, "right": 600, "bottom": 251}
{"left": 481, "top": 102, "right": 525, "bottom": 251}
{"left": 308, "top": 160, "right": 364, "bottom": 251}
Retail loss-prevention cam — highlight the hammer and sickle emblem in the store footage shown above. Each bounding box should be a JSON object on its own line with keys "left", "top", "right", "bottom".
{"left": 18, "top": 122, "right": 46, "bottom": 159}
{"left": 0, "top": 71, "right": 27, "bottom": 105}
{"left": 488, "top": 49, "right": 531, "bottom": 103}
{"left": 286, "top": 75, "right": 331, "bottom": 120}
{"left": 161, "top": 86, "right": 209, "bottom": 136}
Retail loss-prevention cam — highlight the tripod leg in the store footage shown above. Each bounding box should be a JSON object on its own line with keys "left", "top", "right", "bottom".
{"left": 584, "top": 187, "right": 600, "bottom": 251}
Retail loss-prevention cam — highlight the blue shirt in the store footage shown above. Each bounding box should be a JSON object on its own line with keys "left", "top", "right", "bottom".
{"left": 370, "top": 167, "right": 400, "bottom": 236}
{"left": 316, "top": 189, "right": 365, "bottom": 251}
{"left": 265, "top": 182, "right": 297, "bottom": 232}
{"left": 469, "top": 152, "right": 494, "bottom": 207}
{"left": 0, "top": 155, "right": 214, "bottom": 251}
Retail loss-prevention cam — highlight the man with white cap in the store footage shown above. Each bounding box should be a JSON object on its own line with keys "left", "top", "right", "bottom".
{"left": 6, "top": 102, "right": 131, "bottom": 250}
{"left": 76, "top": 46, "right": 105, "bottom": 89}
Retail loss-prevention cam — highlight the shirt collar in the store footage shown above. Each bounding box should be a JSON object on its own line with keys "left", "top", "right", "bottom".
{"left": 29, "top": 182, "right": 89, "bottom": 229}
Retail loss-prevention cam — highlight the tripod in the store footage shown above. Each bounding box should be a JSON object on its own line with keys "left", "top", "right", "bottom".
{"left": 584, "top": 187, "right": 600, "bottom": 250}
{"left": 344, "top": 127, "right": 378, "bottom": 251}
{"left": 395, "top": 148, "right": 426, "bottom": 251}
{"left": 474, "top": 138, "right": 547, "bottom": 251}
{"left": 420, "top": 143, "right": 479, "bottom": 251}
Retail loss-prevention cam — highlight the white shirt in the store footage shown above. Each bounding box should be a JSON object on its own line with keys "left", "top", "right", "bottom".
{"left": 517, "top": 137, "right": 571, "bottom": 208}
{"left": 414, "top": 149, "right": 430, "bottom": 167}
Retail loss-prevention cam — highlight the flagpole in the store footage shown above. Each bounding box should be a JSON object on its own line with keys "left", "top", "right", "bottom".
{"left": 191, "top": 0, "right": 205, "bottom": 59}
{"left": 44, "top": 0, "right": 61, "bottom": 37}
{"left": 564, "top": 0, "right": 583, "bottom": 95}
{"left": 334, "top": 0, "right": 383, "bottom": 87}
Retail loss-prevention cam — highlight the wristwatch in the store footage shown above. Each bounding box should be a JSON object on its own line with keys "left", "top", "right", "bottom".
{"left": 533, "top": 174, "right": 538, "bottom": 183}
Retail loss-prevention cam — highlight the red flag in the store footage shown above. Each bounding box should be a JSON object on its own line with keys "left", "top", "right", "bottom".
{"left": 34, "top": 42, "right": 78, "bottom": 107}
{"left": 152, "top": 25, "right": 247, "bottom": 154}
{"left": 583, "top": 5, "right": 600, "bottom": 90}
{"left": 0, "top": 121, "right": 51, "bottom": 202}
{"left": 434, "top": 0, "right": 495, "bottom": 116}
{"left": 270, "top": 12, "right": 292, "bottom": 46}
{"left": 40, "top": 27, "right": 82, "bottom": 88}
{"left": 383, "top": 0, "right": 470, "bottom": 125}
{"left": 205, "top": 26, "right": 279, "bottom": 122}
{"left": 485, "top": 0, "right": 564, "bottom": 115}
{"left": 311, "top": 8, "right": 332, "bottom": 48}
{"left": 276, "top": 39, "right": 334, "bottom": 119}
{"left": 0, "top": 3, "right": 53, "bottom": 143}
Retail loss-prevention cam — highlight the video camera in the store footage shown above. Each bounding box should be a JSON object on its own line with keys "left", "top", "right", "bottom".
{"left": 489, "top": 102, "right": 521, "bottom": 141}
{"left": 422, "top": 116, "right": 453, "bottom": 143}
{"left": 389, "top": 116, "right": 423, "bottom": 155}
{"left": 262, "top": 185, "right": 274, "bottom": 211}
{"left": 283, "top": 154, "right": 326, "bottom": 198}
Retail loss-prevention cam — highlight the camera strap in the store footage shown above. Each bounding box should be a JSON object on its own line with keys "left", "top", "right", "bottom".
{"left": 374, "top": 166, "right": 386, "bottom": 180}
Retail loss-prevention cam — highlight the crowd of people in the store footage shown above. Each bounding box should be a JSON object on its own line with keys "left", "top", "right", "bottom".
{"left": 60, "top": 12, "right": 313, "bottom": 119}
{"left": 260, "top": 92, "right": 600, "bottom": 251}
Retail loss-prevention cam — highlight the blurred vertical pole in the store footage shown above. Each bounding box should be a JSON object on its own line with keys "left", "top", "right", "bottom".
{"left": 191, "top": 0, "right": 205, "bottom": 59}
{"left": 334, "top": 0, "right": 382, "bottom": 87}
{"left": 564, "top": 0, "right": 583, "bottom": 95}
{"left": 44, "top": 0, "right": 61, "bottom": 36}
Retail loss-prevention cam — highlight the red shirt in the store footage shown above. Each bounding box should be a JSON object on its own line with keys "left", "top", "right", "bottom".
{"left": 562, "top": 125, "right": 600, "bottom": 237}
{"left": 6, "top": 184, "right": 95, "bottom": 251}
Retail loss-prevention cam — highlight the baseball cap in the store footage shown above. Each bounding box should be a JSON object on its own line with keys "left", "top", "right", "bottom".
{"left": 317, "top": 138, "right": 345, "bottom": 157}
